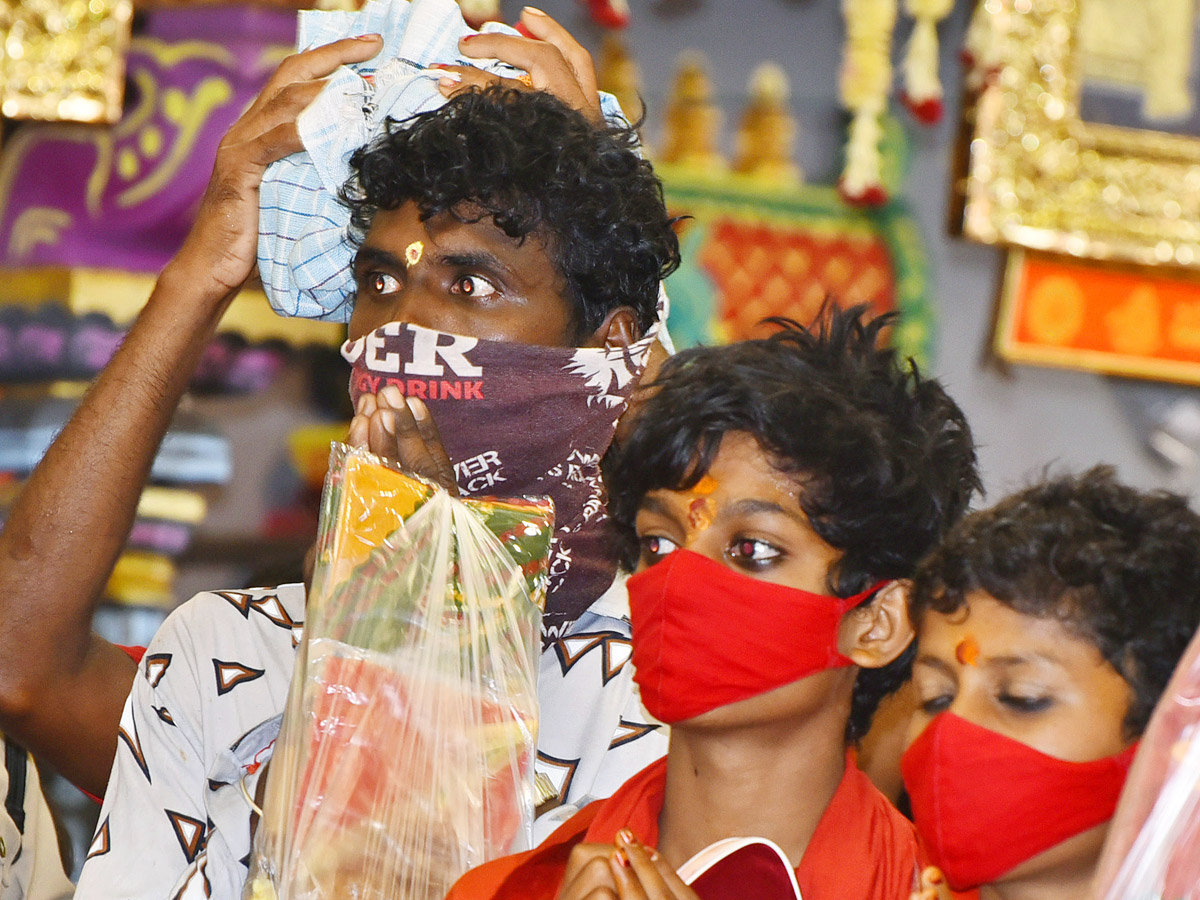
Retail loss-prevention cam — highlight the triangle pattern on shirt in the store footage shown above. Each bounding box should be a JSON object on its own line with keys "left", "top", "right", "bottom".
{"left": 249, "top": 593, "right": 302, "bottom": 632}
{"left": 609, "top": 718, "right": 660, "bottom": 750}
{"left": 117, "top": 715, "right": 151, "bottom": 783}
{"left": 213, "top": 591, "right": 254, "bottom": 618}
{"left": 553, "top": 632, "right": 632, "bottom": 684}
{"left": 213, "top": 659, "right": 266, "bottom": 696}
{"left": 87, "top": 817, "right": 110, "bottom": 860}
{"left": 166, "top": 810, "right": 207, "bottom": 864}
{"left": 144, "top": 653, "right": 173, "bottom": 688}
{"left": 535, "top": 751, "right": 581, "bottom": 805}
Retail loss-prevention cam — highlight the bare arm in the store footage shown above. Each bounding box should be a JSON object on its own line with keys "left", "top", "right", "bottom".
{"left": 0, "top": 35, "right": 382, "bottom": 797}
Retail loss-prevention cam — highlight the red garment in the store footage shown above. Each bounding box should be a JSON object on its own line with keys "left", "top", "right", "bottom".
{"left": 446, "top": 752, "right": 922, "bottom": 900}
{"left": 119, "top": 644, "right": 146, "bottom": 664}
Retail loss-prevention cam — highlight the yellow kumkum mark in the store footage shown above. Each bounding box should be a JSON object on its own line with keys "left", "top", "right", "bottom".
{"left": 693, "top": 475, "right": 718, "bottom": 495}
{"left": 405, "top": 241, "right": 424, "bottom": 267}
{"left": 955, "top": 636, "right": 980, "bottom": 667}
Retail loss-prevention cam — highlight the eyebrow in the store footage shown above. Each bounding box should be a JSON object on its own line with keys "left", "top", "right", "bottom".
{"left": 353, "top": 245, "right": 407, "bottom": 273}
{"left": 637, "top": 494, "right": 807, "bottom": 525}
{"left": 438, "top": 249, "right": 518, "bottom": 285}
{"left": 914, "top": 651, "right": 1064, "bottom": 673}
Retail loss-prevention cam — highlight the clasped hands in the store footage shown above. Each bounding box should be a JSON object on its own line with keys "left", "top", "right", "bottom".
{"left": 557, "top": 830, "right": 700, "bottom": 900}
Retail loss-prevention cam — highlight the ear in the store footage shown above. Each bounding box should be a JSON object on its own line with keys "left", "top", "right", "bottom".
{"left": 583, "top": 307, "right": 641, "bottom": 348}
{"left": 836, "top": 580, "right": 915, "bottom": 670}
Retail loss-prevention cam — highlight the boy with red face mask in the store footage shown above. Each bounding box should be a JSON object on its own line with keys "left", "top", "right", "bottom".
{"left": 900, "top": 466, "right": 1200, "bottom": 900}
{"left": 445, "top": 305, "right": 981, "bottom": 900}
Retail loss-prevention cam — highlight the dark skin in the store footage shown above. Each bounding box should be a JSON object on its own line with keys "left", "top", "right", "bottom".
{"left": 0, "top": 8, "right": 637, "bottom": 798}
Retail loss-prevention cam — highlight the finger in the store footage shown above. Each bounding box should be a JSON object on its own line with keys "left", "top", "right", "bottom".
{"left": 236, "top": 79, "right": 327, "bottom": 142}
{"left": 563, "top": 844, "right": 622, "bottom": 890}
{"left": 456, "top": 33, "right": 594, "bottom": 117}
{"left": 560, "top": 852, "right": 622, "bottom": 900}
{"left": 516, "top": 6, "right": 598, "bottom": 98}
{"left": 249, "top": 35, "right": 383, "bottom": 116}
{"left": 649, "top": 854, "right": 700, "bottom": 900}
{"left": 407, "top": 399, "right": 458, "bottom": 495}
{"left": 347, "top": 414, "right": 369, "bottom": 448}
{"left": 622, "top": 843, "right": 673, "bottom": 899}
{"left": 376, "top": 389, "right": 451, "bottom": 488}
{"left": 356, "top": 393, "right": 378, "bottom": 418}
{"left": 432, "top": 65, "right": 526, "bottom": 101}
{"left": 610, "top": 849, "right": 649, "bottom": 900}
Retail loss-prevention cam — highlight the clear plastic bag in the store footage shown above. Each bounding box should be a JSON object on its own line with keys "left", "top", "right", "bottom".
{"left": 246, "top": 444, "right": 553, "bottom": 900}
{"left": 1096, "top": 625, "right": 1200, "bottom": 900}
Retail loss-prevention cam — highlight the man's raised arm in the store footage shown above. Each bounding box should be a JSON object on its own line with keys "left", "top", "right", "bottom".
{"left": 0, "top": 36, "right": 382, "bottom": 797}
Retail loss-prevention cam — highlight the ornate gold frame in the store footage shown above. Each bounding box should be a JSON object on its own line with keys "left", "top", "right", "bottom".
{"left": 962, "top": 0, "right": 1200, "bottom": 270}
{"left": 0, "top": 0, "right": 133, "bottom": 124}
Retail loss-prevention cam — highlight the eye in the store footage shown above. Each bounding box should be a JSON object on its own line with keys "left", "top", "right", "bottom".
{"left": 998, "top": 692, "right": 1052, "bottom": 713}
{"left": 638, "top": 535, "right": 679, "bottom": 566}
{"left": 726, "top": 537, "right": 782, "bottom": 571}
{"left": 366, "top": 272, "right": 400, "bottom": 295}
{"left": 918, "top": 693, "right": 953, "bottom": 715}
{"left": 451, "top": 274, "right": 499, "bottom": 300}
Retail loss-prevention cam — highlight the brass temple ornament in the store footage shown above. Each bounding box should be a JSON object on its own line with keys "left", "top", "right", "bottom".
{"left": 961, "top": 0, "right": 1200, "bottom": 270}
{"left": 0, "top": 0, "right": 133, "bottom": 124}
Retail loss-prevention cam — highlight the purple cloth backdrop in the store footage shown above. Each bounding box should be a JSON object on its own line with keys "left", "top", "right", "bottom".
{"left": 0, "top": 7, "right": 297, "bottom": 273}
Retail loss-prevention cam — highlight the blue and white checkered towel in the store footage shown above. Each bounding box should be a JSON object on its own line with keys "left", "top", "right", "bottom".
{"left": 257, "top": 0, "right": 627, "bottom": 322}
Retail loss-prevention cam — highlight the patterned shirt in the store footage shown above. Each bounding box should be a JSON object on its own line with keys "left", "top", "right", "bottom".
{"left": 74, "top": 578, "right": 666, "bottom": 900}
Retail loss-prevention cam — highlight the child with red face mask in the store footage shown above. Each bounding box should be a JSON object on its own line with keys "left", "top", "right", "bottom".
{"left": 444, "top": 305, "right": 980, "bottom": 900}
{"left": 899, "top": 466, "right": 1200, "bottom": 900}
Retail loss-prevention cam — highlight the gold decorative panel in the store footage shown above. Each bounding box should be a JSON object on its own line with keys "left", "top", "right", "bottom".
{"left": 962, "top": 0, "right": 1200, "bottom": 270}
{"left": 0, "top": 0, "right": 133, "bottom": 123}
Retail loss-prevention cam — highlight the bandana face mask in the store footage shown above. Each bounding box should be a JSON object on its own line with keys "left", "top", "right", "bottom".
{"left": 900, "top": 712, "right": 1138, "bottom": 892}
{"left": 626, "top": 549, "right": 883, "bottom": 724}
{"left": 343, "top": 320, "right": 660, "bottom": 640}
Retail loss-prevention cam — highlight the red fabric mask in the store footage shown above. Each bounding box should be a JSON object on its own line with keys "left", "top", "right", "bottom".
{"left": 627, "top": 549, "right": 883, "bottom": 724}
{"left": 900, "top": 712, "right": 1138, "bottom": 892}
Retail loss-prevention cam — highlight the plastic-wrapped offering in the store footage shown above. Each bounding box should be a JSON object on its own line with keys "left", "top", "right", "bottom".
{"left": 246, "top": 444, "right": 553, "bottom": 900}
{"left": 1096, "top": 625, "right": 1200, "bottom": 900}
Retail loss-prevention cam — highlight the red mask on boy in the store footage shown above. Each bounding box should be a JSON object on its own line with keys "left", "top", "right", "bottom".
{"left": 900, "top": 712, "right": 1138, "bottom": 892}
{"left": 627, "top": 549, "right": 882, "bottom": 724}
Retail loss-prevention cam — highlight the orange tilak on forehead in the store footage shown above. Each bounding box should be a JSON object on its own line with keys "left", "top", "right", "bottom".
{"left": 686, "top": 475, "right": 719, "bottom": 530}
{"left": 955, "top": 635, "right": 981, "bottom": 667}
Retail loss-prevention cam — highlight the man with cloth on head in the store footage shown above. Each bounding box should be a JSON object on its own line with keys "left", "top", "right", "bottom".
{"left": 0, "top": 2, "right": 679, "bottom": 898}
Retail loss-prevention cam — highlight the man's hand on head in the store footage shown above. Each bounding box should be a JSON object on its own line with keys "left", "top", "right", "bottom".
{"left": 170, "top": 35, "right": 383, "bottom": 297}
{"left": 348, "top": 387, "right": 460, "bottom": 495}
{"left": 435, "top": 7, "right": 603, "bottom": 123}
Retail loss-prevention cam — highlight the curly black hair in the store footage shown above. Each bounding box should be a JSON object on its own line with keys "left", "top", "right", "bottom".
{"left": 911, "top": 465, "right": 1200, "bottom": 739}
{"left": 604, "top": 304, "right": 981, "bottom": 741}
{"left": 340, "top": 85, "right": 680, "bottom": 337}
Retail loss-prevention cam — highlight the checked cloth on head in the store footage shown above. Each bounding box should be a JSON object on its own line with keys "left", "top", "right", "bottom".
{"left": 257, "top": 0, "right": 629, "bottom": 323}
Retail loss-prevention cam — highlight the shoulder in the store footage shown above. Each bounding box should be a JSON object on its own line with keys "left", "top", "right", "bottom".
{"left": 145, "top": 583, "right": 305, "bottom": 669}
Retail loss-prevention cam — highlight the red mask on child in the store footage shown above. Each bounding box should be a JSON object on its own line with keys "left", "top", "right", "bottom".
{"left": 900, "top": 712, "right": 1138, "bottom": 892}
{"left": 627, "top": 549, "right": 883, "bottom": 725}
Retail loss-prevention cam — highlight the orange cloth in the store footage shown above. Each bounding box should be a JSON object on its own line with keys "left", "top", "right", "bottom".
{"left": 447, "top": 751, "right": 922, "bottom": 900}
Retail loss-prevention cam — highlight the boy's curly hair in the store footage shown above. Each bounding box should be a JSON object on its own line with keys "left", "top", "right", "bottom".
{"left": 911, "top": 466, "right": 1200, "bottom": 739}
{"left": 340, "top": 85, "right": 680, "bottom": 337}
{"left": 604, "top": 305, "right": 981, "bottom": 741}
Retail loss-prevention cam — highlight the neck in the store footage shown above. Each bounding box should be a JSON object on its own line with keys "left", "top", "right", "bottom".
{"left": 656, "top": 694, "right": 851, "bottom": 871}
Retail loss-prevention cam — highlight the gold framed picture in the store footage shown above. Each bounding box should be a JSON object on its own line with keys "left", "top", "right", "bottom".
{"left": 961, "top": 0, "right": 1200, "bottom": 271}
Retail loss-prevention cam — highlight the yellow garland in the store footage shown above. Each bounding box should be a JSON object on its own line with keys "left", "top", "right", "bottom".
{"left": 839, "top": 0, "right": 897, "bottom": 203}
{"left": 902, "top": 0, "right": 953, "bottom": 119}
